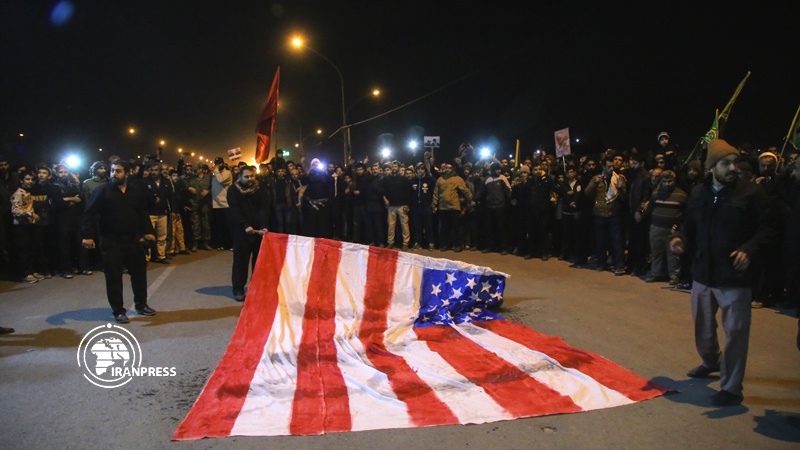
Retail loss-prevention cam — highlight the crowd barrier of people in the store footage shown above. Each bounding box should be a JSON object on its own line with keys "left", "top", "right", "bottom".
{"left": 0, "top": 132, "right": 798, "bottom": 317}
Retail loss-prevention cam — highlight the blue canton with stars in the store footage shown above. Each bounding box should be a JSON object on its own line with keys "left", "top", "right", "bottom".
{"left": 414, "top": 268, "right": 506, "bottom": 328}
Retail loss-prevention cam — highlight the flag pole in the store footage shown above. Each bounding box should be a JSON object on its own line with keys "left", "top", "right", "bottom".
{"left": 779, "top": 104, "right": 800, "bottom": 161}
{"left": 515, "top": 140, "right": 520, "bottom": 168}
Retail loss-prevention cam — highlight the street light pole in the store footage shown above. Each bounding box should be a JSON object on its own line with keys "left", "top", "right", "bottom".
{"left": 293, "top": 40, "right": 348, "bottom": 164}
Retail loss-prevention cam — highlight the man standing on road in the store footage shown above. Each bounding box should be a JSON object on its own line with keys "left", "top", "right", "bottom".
{"left": 82, "top": 161, "right": 157, "bottom": 324}
{"left": 227, "top": 166, "right": 269, "bottom": 302}
{"left": 671, "top": 139, "right": 777, "bottom": 407}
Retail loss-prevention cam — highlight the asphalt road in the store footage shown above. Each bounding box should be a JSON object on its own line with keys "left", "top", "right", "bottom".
{"left": 1, "top": 246, "right": 798, "bottom": 449}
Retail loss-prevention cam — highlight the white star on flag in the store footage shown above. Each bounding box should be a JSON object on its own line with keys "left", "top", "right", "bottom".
{"left": 445, "top": 272, "right": 457, "bottom": 285}
{"left": 466, "top": 277, "right": 476, "bottom": 289}
{"left": 481, "top": 281, "right": 492, "bottom": 292}
{"left": 449, "top": 287, "right": 463, "bottom": 300}
{"left": 431, "top": 283, "right": 442, "bottom": 295}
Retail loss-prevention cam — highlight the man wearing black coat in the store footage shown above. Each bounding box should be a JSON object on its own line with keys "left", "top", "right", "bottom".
{"left": 227, "top": 166, "right": 270, "bottom": 302}
{"left": 671, "top": 139, "right": 777, "bottom": 407}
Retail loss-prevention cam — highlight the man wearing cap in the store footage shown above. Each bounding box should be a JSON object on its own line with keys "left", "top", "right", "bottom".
{"left": 751, "top": 151, "right": 787, "bottom": 308}
{"left": 656, "top": 132, "right": 678, "bottom": 171}
{"left": 671, "top": 139, "right": 777, "bottom": 406}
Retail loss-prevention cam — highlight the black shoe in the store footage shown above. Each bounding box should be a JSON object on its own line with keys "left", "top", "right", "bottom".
{"left": 62, "top": 273, "right": 74, "bottom": 279}
{"left": 136, "top": 306, "right": 157, "bottom": 316}
{"left": 0, "top": 326, "right": 15, "bottom": 335}
{"left": 453, "top": 247, "right": 463, "bottom": 253}
{"left": 541, "top": 255, "right": 549, "bottom": 261}
{"left": 523, "top": 254, "right": 533, "bottom": 260}
{"left": 152, "top": 258, "right": 170, "bottom": 264}
{"left": 500, "top": 250, "right": 508, "bottom": 256}
{"left": 687, "top": 364, "right": 719, "bottom": 378}
{"left": 79, "top": 270, "right": 93, "bottom": 275}
{"left": 180, "top": 249, "right": 192, "bottom": 255}
{"left": 115, "top": 313, "right": 130, "bottom": 324}
{"left": 481, "top": 248, "right": 492, "bottom": 254}
{"left": 711, "top": 390, "right": 743, "bottom": 407}
{"left": 614, "top": 268, "right": 626, "bottom": 276}
{"left": 233, "top": 290, "right": 245, "bottom": 302}
{"left": 198, "top": 243, "right": 213, "bottom": 250}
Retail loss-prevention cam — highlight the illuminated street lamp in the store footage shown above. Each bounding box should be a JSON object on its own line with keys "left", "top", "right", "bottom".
{"left": 128, "top": 128, "right": 136, "bottom": 135}
{"left": 291, "top": 36, "right": 349, "bottom": 164}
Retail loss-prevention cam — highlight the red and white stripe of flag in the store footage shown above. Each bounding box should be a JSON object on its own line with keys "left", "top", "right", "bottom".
{"left": 173, "top": 234, "right": 666, "bottom": 440}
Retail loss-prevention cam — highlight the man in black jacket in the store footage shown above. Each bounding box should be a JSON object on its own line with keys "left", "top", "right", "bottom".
{"left": 82, "top": 161, "right": 156, "bottom": 323}
{"left": 671, "top": 139, "right": 777, "bottom": 407}
{"left": 227, "top": 166, "right": 270, "bottom": 302}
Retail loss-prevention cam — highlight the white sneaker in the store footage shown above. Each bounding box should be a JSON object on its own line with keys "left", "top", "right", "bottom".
{"left": 23, "top": 275, "right": 39, "bottom": 284}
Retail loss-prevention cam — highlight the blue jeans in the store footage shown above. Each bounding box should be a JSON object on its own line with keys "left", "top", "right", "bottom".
{"left": 593, "top": 215, "right": 624, "bottom": 269}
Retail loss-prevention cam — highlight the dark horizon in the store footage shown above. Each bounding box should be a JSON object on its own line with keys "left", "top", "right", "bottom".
{"left": 2, "top": 2, "right": 798, "bottom": 170}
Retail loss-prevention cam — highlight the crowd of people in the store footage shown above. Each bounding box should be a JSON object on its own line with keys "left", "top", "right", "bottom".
{"left": 1, "top": 134, "right": 798, "bottom": 403}
{"left": 0, "top": 132, "right": 798, "bottom": 314}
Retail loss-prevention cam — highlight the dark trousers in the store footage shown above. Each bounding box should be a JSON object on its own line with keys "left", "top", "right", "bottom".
{"left": 15, "top": 224, "right": 45, "bottom": 276}
{"left": 593, "top": 215, "right": 624, "bottom": 269}
{"left": 483, "top": 206, "right": 508, "bottom": 251}
{"left": 56, "top": 214, "right": 87, "bottom": 273}
{"left": 231, "top": 231, "right": 261, "bottom": 292}
{"left": 100, "top": 236, "right": 149, "bottom": 316}
{"left": 211, "top": 208, "right": 231, "bottom": 249}
{"left": 627, "top": 216, "right": 650, "bottom": 273}
{"left": 273, "top": 203, "right": 293, "bottom": 234}
{"left": 362, "top": 208, "right": 385, "bottom": 245}
{"left": 303, "top": 201, "right": 331, "bottom": 238}
{"left": 438, "top": 209, "right": 461, "bottom": 249}
{"left": 411, "top": 206, "right": 435, "bottom": 247}
{"left": 560, "top": 213, "right": 583, "bottom": 260}
{"left": 526, "top": 207, "right": 551, "bottom": 257}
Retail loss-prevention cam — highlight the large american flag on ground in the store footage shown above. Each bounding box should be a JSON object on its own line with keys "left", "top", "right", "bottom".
{"left": 173, "top": 234, "right": 667, "bottom": 440}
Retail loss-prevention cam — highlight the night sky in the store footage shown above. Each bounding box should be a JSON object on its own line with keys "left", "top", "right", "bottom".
{"left": 2, "top": 1, "right": 798, "bottom": 170}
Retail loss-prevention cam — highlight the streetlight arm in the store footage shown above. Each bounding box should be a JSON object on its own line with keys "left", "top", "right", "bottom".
{"left": 297, "top": 42, "right": 349, "bottom": 163}
{"left": 304, "top": 45, "right": 346, "bottom": 124}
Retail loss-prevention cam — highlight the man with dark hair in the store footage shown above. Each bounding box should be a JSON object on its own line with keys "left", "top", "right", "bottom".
{"left": 585, "top": 156, "right": 627, "bottom": 275}
{"left": 227, "top": 166, "right": 269, "bottom": 302}
{"left": 0, "top": 155, "right": 20, "bottom": 278}
{"left": 410, "top": 163, "right": 436, "bottom": 250}
{"left": 211, "top": 157, "right": 233, "bottom": 250}
{"left": 480, "top": 162, "right": 512, "bottom": 254}
{"left": 627, "top": 154, "right": 652, "bottom": 276}
{"left": 382, "top": 161, "right": 412, "bottom": 249}
{"left": 300, "top": 158, "right": 333, "bottom": 238}
{"left": 186, "top": 163, "right": 213, "bottom": 251}
{"left": 671, "top": 139, "right": 777, "bottom": 407}
{"left": 432, "top": 162, "right": 472, "bottom": 252}
{"left": 642, "top": 170, "right": 687, "bottom": 285}
{"left": 143, "top": 161, "right": 173, "bottom": 263}
{"left": 351, "top": 162, "right": 371, "bottom": 244}
{"left": 48, "top": 164, "right": 89, "bottom": 277}
{"left": 82, "top": 161, "right": 157, "bottom": 323}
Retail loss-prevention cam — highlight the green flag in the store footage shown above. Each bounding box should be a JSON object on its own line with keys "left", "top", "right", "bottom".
{"left": 703, "top": 110, "right": 720, "bottom": 144}
{"left": 717, "top": 71, "right": 750, "bottom": 138}
{"left": 788, "top": 105, "right": 800, "bottom": 152}
{"left": 682, "top": 71, "right": 750, "bottom": 168}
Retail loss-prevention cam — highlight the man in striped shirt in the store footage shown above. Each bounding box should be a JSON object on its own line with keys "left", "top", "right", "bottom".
{"left": 643, "top": 170, "right": 687, "bottom": 285}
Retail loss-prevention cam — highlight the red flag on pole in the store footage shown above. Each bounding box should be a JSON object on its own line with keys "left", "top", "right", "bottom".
{"left": 255, "top": 67, "right": 280, "bottom": 164}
